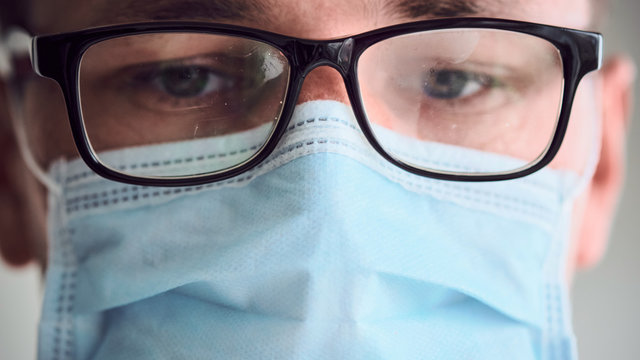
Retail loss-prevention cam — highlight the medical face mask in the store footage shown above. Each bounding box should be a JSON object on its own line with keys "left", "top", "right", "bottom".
{"left": 38, "top": 100, "right": 597, "bottom": 360}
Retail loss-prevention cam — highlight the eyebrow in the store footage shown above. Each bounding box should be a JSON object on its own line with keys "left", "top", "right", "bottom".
{"left": 100, "top": 0, "right": 482, "bottom": 26}
{"left": 389, "top": 0, "right": 481, "bottom": 18}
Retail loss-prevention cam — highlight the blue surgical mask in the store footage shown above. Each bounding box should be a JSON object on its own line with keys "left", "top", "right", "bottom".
{"left": 39, "top": 100, "right": 592, "bottom": 360}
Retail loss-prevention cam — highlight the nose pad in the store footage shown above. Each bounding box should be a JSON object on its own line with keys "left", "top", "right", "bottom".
{"left": 296, "top": 66, "right": 351, "bottom": 105}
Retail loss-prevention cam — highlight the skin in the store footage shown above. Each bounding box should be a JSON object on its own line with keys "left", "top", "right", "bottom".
{"left": 0, "top": 0, "right": 635, "bottom": 284}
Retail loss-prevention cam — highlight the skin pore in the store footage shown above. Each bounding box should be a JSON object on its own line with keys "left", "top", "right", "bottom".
{"left": 0, "top": 0, "right": 635, "bottom": 282}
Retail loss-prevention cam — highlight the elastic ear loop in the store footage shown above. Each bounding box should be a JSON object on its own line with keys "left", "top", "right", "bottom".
{"left": 7, "top": 90, "right": 63, "bottom": 197}
{"left": 563, "top": 74, "right": 603, "bottom": 204}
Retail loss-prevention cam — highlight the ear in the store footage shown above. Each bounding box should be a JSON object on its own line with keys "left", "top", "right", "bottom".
{"left": 0, "top": 80, "right": 47, "bottom": 267}
{"left": 575, "top": 55, "right": 636, "bottom": 269}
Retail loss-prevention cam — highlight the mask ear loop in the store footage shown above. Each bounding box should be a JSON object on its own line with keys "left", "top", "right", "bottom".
{"left": 8, "top": 93, "right": 63, "bottom": 197}
{"left": 1, "top": 27, "right": 63, "bottom": 197}
{"left": 563, "top": 73, "right": 603, "bottom": 204}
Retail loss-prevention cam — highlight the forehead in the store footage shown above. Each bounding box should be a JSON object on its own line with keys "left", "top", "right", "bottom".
{"left": 30, "top": 0, "right": 593, "bottom": 36}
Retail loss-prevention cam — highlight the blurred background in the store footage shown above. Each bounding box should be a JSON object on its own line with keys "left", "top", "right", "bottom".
{"left": 1, "top": 0, "right": 639, "bottom": 359}
{"left": 572, "top": 1, "right": 640, "bottom": 359}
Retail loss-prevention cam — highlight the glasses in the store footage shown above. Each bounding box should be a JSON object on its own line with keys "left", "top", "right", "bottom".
{"left": 31, "top": 18, "right": 602, "bottom": 186}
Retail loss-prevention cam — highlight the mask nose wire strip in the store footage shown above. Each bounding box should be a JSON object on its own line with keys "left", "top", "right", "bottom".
{"left": 7, "top": 90, "right": 63, "bottom": 197}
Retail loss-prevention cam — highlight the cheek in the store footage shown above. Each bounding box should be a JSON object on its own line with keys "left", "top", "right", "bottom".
{"left": 22, "top": 77, "right": 77, "bottom": 169}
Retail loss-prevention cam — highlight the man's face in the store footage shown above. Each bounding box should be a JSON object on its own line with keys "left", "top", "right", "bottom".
{"left": 8, "top": 0, "right": 630, "bottom": 279}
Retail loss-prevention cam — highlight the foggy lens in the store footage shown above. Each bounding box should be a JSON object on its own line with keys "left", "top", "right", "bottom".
{"left": 79, "top": 33, "right": 290, "bottom": 178}
{"left": 357, "top": 29, "right": 564, "bottom": 174}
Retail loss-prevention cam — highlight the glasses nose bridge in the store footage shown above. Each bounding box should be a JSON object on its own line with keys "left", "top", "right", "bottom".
{"left": 295, "top": 38, "right": 355, "bottom": 76}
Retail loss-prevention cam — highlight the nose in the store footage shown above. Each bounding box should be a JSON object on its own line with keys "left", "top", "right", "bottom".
{"left": 295, "top": 66, "right": 352, "bottom": 106}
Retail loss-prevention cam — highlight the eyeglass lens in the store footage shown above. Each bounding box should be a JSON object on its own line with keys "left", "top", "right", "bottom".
{"left": 79, "top": 33, "right": 290, "bottom": 177}
{"left": 358, "top": 29, "right": 564, "bottom": 174}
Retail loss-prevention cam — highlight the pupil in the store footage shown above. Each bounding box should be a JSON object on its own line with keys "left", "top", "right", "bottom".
{"left": 160, "top": 66, "right": 209, "bottom": 98}
{"left": 424, "top": 70, "right": 468, "bottom": 99}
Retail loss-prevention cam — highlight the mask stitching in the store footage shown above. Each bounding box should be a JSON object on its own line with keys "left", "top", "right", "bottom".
{"left": 60, "top": 176, "right": 549, "bottom": 221}
{"left": 60, "top": 115, "right": 549, "bottom": 188}
{"left": 544, "top": 283, "right": 574, "bottom": 360}
{"left": 48, "top": 227, "right": 77, "bottom": 360}
{"left": 59, "top": 136, "right": 555, "bottom": 224}
{"left": 59, "top": 150, "right": 558, "bottom": 237}
{"left": 61, "top": 134, "right": 553, "bottom": 210}
{"left": 539, "top": 198, "right": 577, "bottom": 360}
{"left": 59, "top": 143, "right": 557, "bottom": 212}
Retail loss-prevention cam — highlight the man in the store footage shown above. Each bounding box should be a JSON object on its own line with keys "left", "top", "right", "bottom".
{"left": 0, "top": 0, "right": 635, "bottom": 359}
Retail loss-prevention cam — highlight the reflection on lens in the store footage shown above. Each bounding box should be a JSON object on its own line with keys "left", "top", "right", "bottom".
{"left": 79, "top": 32, "right": 290, "bottom": 178}
{"left": 357, "top": 29, "right": 564, "bottom": 174}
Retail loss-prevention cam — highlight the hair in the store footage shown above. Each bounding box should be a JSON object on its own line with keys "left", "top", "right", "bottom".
{"left": 0, "top": 0, "right": 30, "bottom": 31}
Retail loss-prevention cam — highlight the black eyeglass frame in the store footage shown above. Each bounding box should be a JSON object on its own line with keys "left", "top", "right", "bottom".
{"left": 32, "top": 18, "right": 602, "bottom": 186}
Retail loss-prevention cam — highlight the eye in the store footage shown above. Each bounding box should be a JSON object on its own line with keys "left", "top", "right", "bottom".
{"left": 121, "top": 62, "right": 244, "bottom": 112}
{"left": 149, "top": 65, "right": 232, "bottom": 99}
{"left": 423, "top": 69, "right": 492, "bottom": 100}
